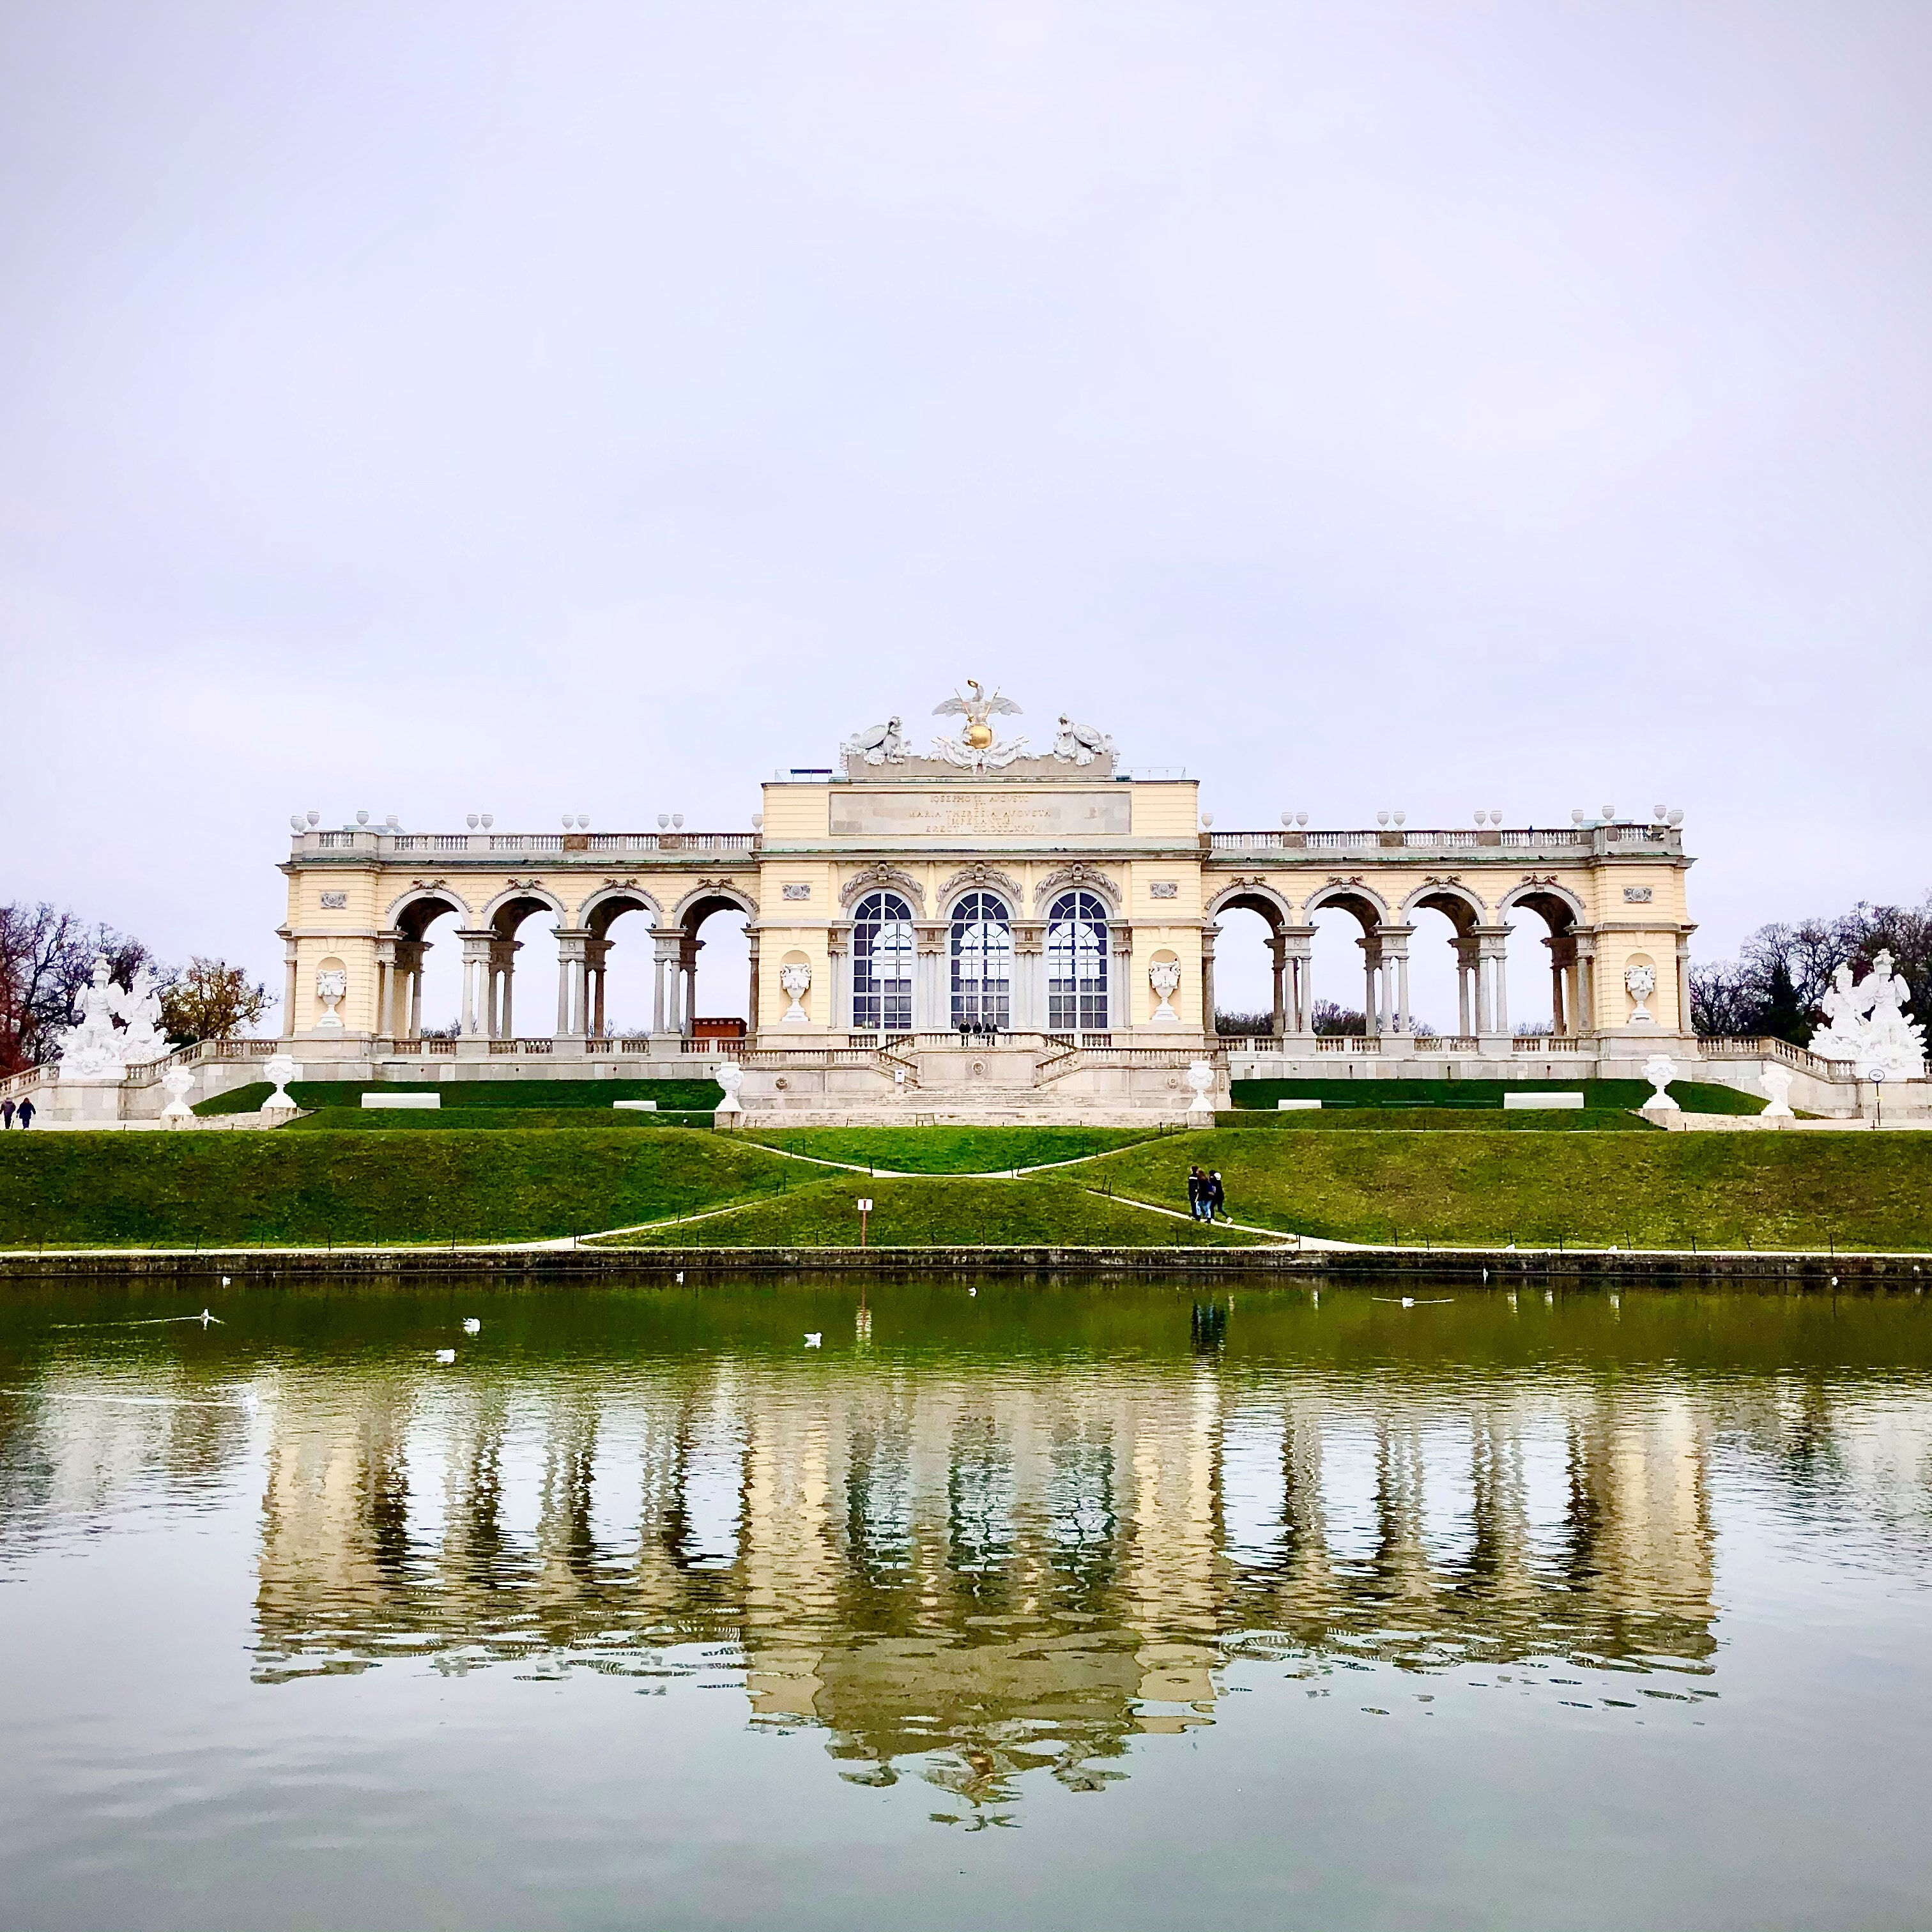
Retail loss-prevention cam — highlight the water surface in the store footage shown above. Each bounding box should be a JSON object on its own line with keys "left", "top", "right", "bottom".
{"left": 3, "top": 1276, "right": 1929, "bottom": 1929}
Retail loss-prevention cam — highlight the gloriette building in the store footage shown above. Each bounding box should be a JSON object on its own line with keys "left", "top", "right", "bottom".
{"left": 264, "top": 684, "right": 1725, "bottom": 1121}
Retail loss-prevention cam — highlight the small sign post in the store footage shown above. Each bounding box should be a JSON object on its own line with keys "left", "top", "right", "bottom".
{"left": 857, "top": 1197, "right": 873, "bottom": 1248}
{"left": 1867, "top": 1066, "right": 1886, "bottom": 1130}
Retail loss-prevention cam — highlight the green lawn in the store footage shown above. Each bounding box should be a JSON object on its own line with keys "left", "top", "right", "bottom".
{"left": 1096, "top": 1128, "right": 1932, "bottom": 1251}
{"left": 199, "top": 1077, "right": 723, "bottom": 1118}
{"left": 0, "top": 1129, "right": 778, "bottom": 1246}
{"left": 284, "top": 1108, "right": 719, "bottom": 1132}
{"left": 1212, "top": 1107, "right": 1657, "bottom": 1132}
{"left": 605, "top": 1170, "right": 1250, "bottom": 1247}
{"left": 736, "top": 1124, "right": 1176, "bottom": 1172}
{"left": 1229, "top": 1077, "right": 1764, "bottom": 1114}
{"left": 6, "top": 1119, "right": 1929, "bottom": 1253}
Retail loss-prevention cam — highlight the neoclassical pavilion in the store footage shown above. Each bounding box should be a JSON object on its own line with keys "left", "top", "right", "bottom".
{"left": 273, "top": 685, "right": 1705, "bottom": 1113}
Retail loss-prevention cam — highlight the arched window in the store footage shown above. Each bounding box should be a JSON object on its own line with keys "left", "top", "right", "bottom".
{"left": 851, "top": 892, "right": 915, "bottom": 1033}
{"left": 1046, "top": 891, "right": 1109, "bottom": 1031}
{"left": 949, "top": 893, "right": 1011, "bottom": 1031}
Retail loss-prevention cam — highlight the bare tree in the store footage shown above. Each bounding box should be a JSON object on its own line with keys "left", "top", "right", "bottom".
{"left": 0, "top": 903, "right": 167, "bottom": 1073}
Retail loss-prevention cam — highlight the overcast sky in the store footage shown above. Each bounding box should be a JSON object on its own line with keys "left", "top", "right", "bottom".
{"left": 3, "top": 2, "right": 1928, "bottom": 1029}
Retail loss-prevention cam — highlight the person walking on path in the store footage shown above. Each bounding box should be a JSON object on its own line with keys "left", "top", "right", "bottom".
{"left": 15, "top": 1097, "right": 34, "bottom": 1128}
{"left": 1206, "top": 1170, "right": 1227, "bottom": 1223}
{"left": 1186, "top": 1165, "right": 1206, "bottom": 1221}
{"left": 1, "top": 1098, "right": 13, "bottom": 1129}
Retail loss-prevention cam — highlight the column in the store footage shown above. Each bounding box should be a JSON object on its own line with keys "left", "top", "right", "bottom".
{"left": 1453, "top": 938, "right": 1477, "bottom": 1038}
{"left": 1278, "top": 926, "right": 1315, "bottom": 1037}
{"left": 1110, "top": 924, "right": 1135, "bottom": 1034}
{"left": 916, "top": 923, "right": 947, "bottom": 1033}
{"left": 1268, "top": 934, "right": 1287, "bottom": 1039}
{"left": 585, "top": 938, "right": 610, "bottom": 1038}
{"left": 1012, "top": 922, "right": 1045, "bottom": 1032}
{"left": 553, "top": 931, "right": 590, "bottom": 1039}
{"left": 679, "top": 933, "right": 702, "bottom": 1036}
{"left": 650, "top": 930, "right": 683, "bottom": 1037}
{"left": 1376, "top": 925, "right": 1413, "bottom": 1036}
{"left": 457, "top": 931, "right": 493, "bottom": 1036}
{"left": 1473, "top": 925, "right": 1511, "bottom": 1044}
{"left": 827, "top": 931, "right": 851, "bottom": 1033}
{"left": 1576, "top": 935, "right": 1597, "bottom": 1035}
{"left": 282, "top": 946, "right": 300, "bottom": 1038}
{"left": 408, "top": 956, "right": 423, "bottom": 1038}
{"left": 1547, "top": 933, "right": 1577, "bottom": 1038}
{"left": 373, "top": 940, "right": 395, "bottom": 1043}
{"left": 1200, "top": 923, "right": 1218, "bottom": 1039}
{"left": 746, "top": 930, "right": 762, "bottom": 1037}
{"left": 1676, "top": 942, "right": 1693, "bottom": 1039}
{"left": 1359, "top": 933, "right": 1383, "bottom": 1037}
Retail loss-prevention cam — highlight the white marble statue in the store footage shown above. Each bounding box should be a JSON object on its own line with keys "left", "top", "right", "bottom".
{"left": 1149, "top": 958, "right": 1183, "bottom": 1026}
{"left": 260, "top": 1055, "right": 300, "bottom": 1115}
{"left": 1759, "top": 1065, "right": 1795, "bottom": 1119}
{"left": 931, "top": 680, "right": 1027, "bottom": 770}
{"left": 839, "top": 716, "right": 907, "bottom": 765}
{"left": 1052, "top": 715, "right": 1116, "bottom": 766}
{"left": 118, "top": 963, "right": 169, "bottom": 1064}
{"left": 714, "top": 1061, "right": 744, "bottom": 1114}
{"left": 54, "top": 957, "right": 134, "bottom": 1084}
{"left": 1806, "top": 951, "right": 1926, "bottom": 1078}
{"left": 1641, "top": 1053, "right": 1679, "bottom": 1110}
{"left": 1186, "top": 1059, "right": 1216, "bottom": 1115}
{"left": 314, "top": 968, "right": 348, "bottom": 1030}
{"left": 1624, "top": 962, "right": 1657, "bottom": 1024}
{"left": 779, "top": 962, "right": 811, "bottom": 1023}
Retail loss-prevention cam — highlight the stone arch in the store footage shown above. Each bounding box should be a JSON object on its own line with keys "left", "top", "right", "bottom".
{"left": 380, "top": 888, "right": 470, "bottom": 1039}
{"left": 579, "top": 884, "right": 664, "bottom": 939}
{"left": 673, "top": 882, "right": 759, "bottom": 930}
{"left": 482, "top": 882, "right": 569, "bottom": 935}
{"left": 385, "top": 885, "right": 471, "bottom": 936}
{"left": 937, "top": 864, "right": 1023, "bottom": 913}
{"left": 1498, "top": 881, "right": 1590, "bottom": 1036}
{"left": 840, "top": 862, "right": 926, "bottom": 915}
{"left": 1300, "top": 882, "right": 1390, "bottom": 931}
{"left": 1032, "top": 864, "right": 1123, "bottom": 917}
{"left": 1205, "top": 880, "right": 1294, "bottom": 927}
{"left": 1399, "top": 880, "right": 1486, "bottom": 932}
{"left": 1499, "top": 879, "right": 1586, "bottom": 933}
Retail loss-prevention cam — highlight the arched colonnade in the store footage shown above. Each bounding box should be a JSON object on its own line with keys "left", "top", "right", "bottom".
{"left": 1205, "top": 879, "right": 1594, "bottom": 1040}
{"left": 373, "top": 884, "right": 758, "bottom": 1039}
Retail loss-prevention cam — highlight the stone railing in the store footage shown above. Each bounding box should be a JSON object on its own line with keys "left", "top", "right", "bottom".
{"left": 296, "top": 828, "right": 760, "bottom": 859}
{"left": 1209, "top": 823, "right": 1679, "bottom": 858}
{"left": 1697, "top": 1036, "right": 1858, "bottom": 1080}
{"left": 1513, "top": 1034, "right": 1587, "bottom": 1053}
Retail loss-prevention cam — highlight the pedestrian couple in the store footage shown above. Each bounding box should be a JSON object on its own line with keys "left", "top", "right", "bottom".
{"left": 1187, "top": 1163, "right": 1225, "bottom": 1223}
{"left": 1, "top": 1096, "right": 32, "bottom": 1128}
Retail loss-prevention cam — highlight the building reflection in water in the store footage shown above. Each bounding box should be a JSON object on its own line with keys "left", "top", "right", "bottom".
{"left": 241, "top": 1344, "right": 1724, "bottom": 1805}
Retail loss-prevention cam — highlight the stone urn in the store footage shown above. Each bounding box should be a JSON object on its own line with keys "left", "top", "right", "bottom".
{"left": 259, "top": 1055, "right": 301, "bottom": 1117}
{"left": 1641, "top": 1053, "right": 1678, "bottom": 1113}
{"left": 314, "top": 969, "right": 348, "bottom": 1031}
{"left": 714, "top": 1061, "right": 744, "bottom": 1114}
{"left": 779, "top": 963, "right": 811, "bottom": 1023}
{"left": 1624, "top": 963, "right": 1657, "bottom": 1025}
{"left": 1186, "top": 1059, "right": 1216, "bottom": 1117}
{"left": 1760, "top": 1065, "right": 1795, "bottom": 1120}
{"left": 160, "top": 1067, "right": 196, "bottom": 1124}
{"left": 1149, "top": 959, "right": 1183, "bottom": 1027}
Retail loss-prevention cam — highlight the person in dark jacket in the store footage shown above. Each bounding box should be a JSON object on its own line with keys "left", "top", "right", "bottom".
{"left": 1206, "top": 1170, "right": 1227, "bottom": 1222}
{"left": 1186, "top": 1165, "right": 1206, "bottom": 1220}
{"left": 15, "top": 1097, "right": 34, "bottom": 1128}
{"left": 1, "top": 1098, "right": 13, "bottom": 1129}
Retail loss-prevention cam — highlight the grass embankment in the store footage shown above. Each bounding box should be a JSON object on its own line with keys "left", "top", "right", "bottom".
{"left": 6, "top": 1122, "right": 1929, "bottom": 1253}
{"left": 603, "top": 1172, "right": 1247, "bottom": 1248}
{"left": 1098, "top": 1129, "right": 1932, "bottom": 1251}
{"left": 199, "top": 1078, "right": 723, "bottom": 1126}
{"left": 1229, "top": 1077, "right": 1764, "bottom": 1114}
{"left": 737, "top": 1124, "right": 1175, "bottom": 1172}
{"left": 0, "top": 1131, "right": 778, "bottom": 1247}
{"left": 1213, "top": 1108, "right": 1655, "bottom": 1132}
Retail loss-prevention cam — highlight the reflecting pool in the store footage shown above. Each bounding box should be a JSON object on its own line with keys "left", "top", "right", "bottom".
{"left": 3, "top": 1277, "right": 1931, "bottom": 1929}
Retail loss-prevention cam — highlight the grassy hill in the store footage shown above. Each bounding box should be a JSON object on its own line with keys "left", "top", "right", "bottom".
{"left": 3, "top": 1120, "right": 1928, "bottom": 1253}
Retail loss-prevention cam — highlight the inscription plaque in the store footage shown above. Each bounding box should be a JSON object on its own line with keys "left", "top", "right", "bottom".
{"left": 832, "top": 789, "right": 1129, "bottom": 839}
